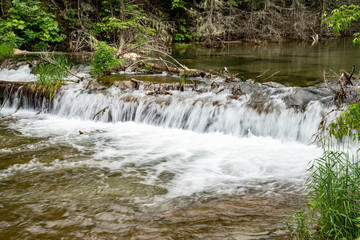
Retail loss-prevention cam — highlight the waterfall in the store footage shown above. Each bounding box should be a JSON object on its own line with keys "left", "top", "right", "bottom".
{"left": 1, "top": 76, "right": 332, "bottom": 144}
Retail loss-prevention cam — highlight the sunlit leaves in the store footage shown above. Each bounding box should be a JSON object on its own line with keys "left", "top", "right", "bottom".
{"left": 91, "top": 42, "right": 123, "bottom": 77}
{"left": 171, "top": 0, "right": 187, "bottom": 10}
{"left": 0, "top": 0, "right": 66, "bottom": 48}
{"left": 323, "top": 4, "right": 360, "bottom": 45}
{"left": 328, "top": 101, "right": 360, "bottom": 142}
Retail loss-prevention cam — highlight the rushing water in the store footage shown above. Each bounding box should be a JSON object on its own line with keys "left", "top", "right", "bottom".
{"left": 0, "top": 40, "right": 349, "bottom": 239}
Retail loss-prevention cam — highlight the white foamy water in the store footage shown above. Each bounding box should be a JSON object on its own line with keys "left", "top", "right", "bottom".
{"left": 0, "top": 111, "right": 322, "bottom": 201}
{"left": 46, "top": 82, "right": 328, "bottom": 143}
{"left": 0, "top": 67, "right": 331, "bottom": 238}
{"left": 0, "top": 65, "right": 35, "bottom": 82}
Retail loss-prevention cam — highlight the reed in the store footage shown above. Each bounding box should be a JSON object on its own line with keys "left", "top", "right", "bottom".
{"left": 287, "top": 149, "right": 360, "bottom": 239}
{"left": 0, "top": 44, "right": 14, "bottom": 61}
{"left": 34, "top": 55, "right": 70, "bottom": 98}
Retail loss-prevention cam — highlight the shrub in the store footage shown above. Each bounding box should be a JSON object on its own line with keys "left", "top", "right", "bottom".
{"left": 91, "top": 42, "right": 123, "bottom": 77}
{"left": 0, "top": 32, "right": 21, "bottom": 61}
{"left": 0, "top": 0, "right": 66, "bottom": 49}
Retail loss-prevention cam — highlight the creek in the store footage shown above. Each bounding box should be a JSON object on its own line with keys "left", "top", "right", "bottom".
{"left": 0, "top": 39, "right": 357, "bottom": 239}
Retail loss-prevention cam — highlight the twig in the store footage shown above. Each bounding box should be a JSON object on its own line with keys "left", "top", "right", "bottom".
{"left": 159, "top": 57, "right": 171, "bottom": 72}
{"left": 13, "top": 103, "right": 23, "bottom": 114}
{"left": 35, "top": 109, "right": 43, "bottom": 115}
{"left": 144, "top": 47, "right": 189, "bottom": 70}
{"left": 311, "top": 108, "right": 339, "bottom": 144}
{"left": 263, "top": 71, "right": 280, "bottom": 81}
{"left": 216, "top": 88, "right": 225, "bottom": 94}
{"left": 323, "top": 71, "right": 338, "bottom": 94}
{"left": 255, "top": 68, "right": 271, "bottom": 79}
{"left": 92, "top": 106, "right": 109, "bottom": 120}
{"left": 0, "top": 33, "right": 5, "bottom": 41}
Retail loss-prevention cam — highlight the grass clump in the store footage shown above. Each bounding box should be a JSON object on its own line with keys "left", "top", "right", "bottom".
{"left": 34, "top": 55, "right": 70, "bottom": 98}
{"left": 91, "top": 42, "right": 123, "bottom": 77}
{"left": 0, "top": 44, "right": 14, "bottom": 61}
{"left": 287, "top": 150, "right": 360, "bottom": 239}
{"left": 288, "top": 96, "right": 360, "bottom": 239}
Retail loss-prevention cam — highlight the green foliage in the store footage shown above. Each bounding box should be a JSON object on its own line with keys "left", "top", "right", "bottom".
{"left": 0, "top": 0, "right": 66, "bottom": 48}
{"left": 1, "top": 31, "right": 23, "bottom": 48}
{"left": 323, "top": 4, "right": 360, "bottom": 44}
{"left": 171, "top": 0, "right": 187, "bottom": 10}
{"left": 174, "top": 19, "right": 197, "bottom": 42}
{"left": 289, "top": 96, "right": 360, "bottom": 239}
{"left": 94, "top": 1, "right": 155, "bottom": 41}
{"left": 288, "top": 151, "right": 360, "bottom": 239}
{"left": 0, "top": 44, "right": 14, "bottom": 61}
{"left": 33, "top": 41, "right": 48, "bottom": 51}
{"left": 34, "top": 55, "right": 70, "bottom": 98}
{"left": 328, "top": 101, "right": 360, "bottom": 142}
{"left": 0, "top": 32, "right": 19, "bottom": 61}
{"left": 286, "top": 208, "right": 312, "bottom": 239}
{"left": 91, "top": 42, "right": 123, "bottom": 77}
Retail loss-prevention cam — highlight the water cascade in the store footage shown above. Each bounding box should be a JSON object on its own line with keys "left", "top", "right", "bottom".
{"left": 0, "top": 63, "right": 335, "bottom": 239}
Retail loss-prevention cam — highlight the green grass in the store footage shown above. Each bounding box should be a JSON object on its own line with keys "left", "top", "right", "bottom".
{"left": 34, "top": 56, "right": 70, "bottom": 98}
{"left": 287, "top": 149, "right": 360, "bottom": 239}
{"left": 0, "top": 44, "right": 14, "bottom": 61}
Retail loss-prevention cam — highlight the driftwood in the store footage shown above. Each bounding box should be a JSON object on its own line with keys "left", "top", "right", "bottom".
{"left": 323, "top": 65, "right": 360, "bottom": 107}
{"left": 131, "top": 78, "right": 141, "bottom": 89}
{"left": 216, "top": 88, "right": 225, "bottom": 94}
{"left": 14, "top": 102, "right": 23, "bottom": 114}
{"left": 92, "top": 106, "right": 109, "bottom": 119}
{"left": 35, "top": 109, "right": 43, "bottom": 115}
{"left": 146, "top": 62, "right": 180, "bottom": 73}
{"left": 323, "top": 71, "right": 348, "bottom": 106}
{"left": 343, "top": 64, "right": 355, "bottom": 86}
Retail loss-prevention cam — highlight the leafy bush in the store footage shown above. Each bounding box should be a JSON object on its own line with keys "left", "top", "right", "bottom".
{"left": 0, "top": 32, "right": 20, "bottom": 61}
{"left": 328, "top": 101, "right": 360, "bottom": 142}
{"left": 0, "top": 0, "right": 66, "bottom": 49}
{"left": 323, "top": 4, "right": 360, "bottom": 44}
{"left": 91, "top": 42, "right": 123, "bottom": 77}
{"left": 34, "top": 55, "right": 70, "bottom": 97}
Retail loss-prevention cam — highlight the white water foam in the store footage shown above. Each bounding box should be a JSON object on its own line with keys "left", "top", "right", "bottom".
{"left": 46, "top": 82, "right": 329, "bottom": 143}
{"left": 0, "top": 65, "right": 35, "bottom": 82}
{"left": 1, "top": 112, "right": 323, "bottom": 201}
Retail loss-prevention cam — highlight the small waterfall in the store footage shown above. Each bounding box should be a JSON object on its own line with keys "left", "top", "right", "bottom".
{"left": 0, "top": 65, "right": 35, "bottom": 82}
{"left": 1, "top": 78, "right": 331, "bottom": 143}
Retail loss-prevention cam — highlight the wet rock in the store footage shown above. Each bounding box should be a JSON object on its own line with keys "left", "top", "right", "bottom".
{"left": 282, "top": 88, "right": 320, "bottom": 110}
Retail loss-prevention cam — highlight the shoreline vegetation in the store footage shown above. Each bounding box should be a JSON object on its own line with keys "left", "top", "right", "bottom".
{"left": 1, "top": 1, "right": 360, "bottom": 239}
{"left": 1, "top": 0, "right": 360, "bottom": 53}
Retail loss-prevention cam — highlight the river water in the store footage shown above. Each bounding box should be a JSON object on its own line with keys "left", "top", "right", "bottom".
{"left": 0, "top": 39, "right": 355, "bottom": 239}
{"left": 172, "top": 38, "right": 360, "bottom": 86}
